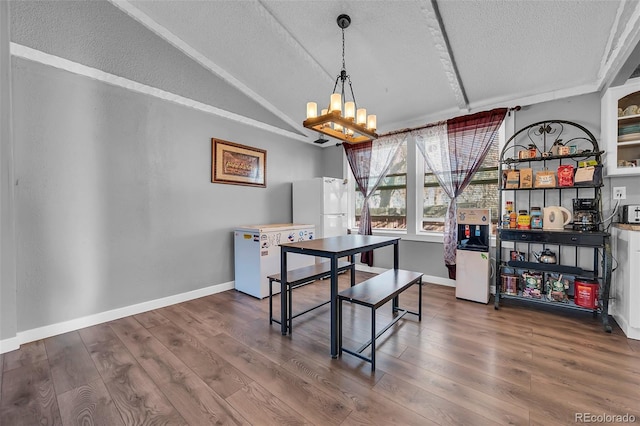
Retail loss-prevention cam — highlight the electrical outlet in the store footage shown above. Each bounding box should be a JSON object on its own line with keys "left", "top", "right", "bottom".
{"left": 613, "top": 186, "right": 627, "bottom": 200}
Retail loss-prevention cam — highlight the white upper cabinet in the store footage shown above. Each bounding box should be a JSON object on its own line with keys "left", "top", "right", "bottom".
{"left": 602, "top": 78, "right": 640, "bottom": 176}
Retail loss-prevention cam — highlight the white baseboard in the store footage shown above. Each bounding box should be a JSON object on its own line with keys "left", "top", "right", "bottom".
{"left": 0, "top": 281, "right": 234, "bottom": 354}
{"left": 354, "top": 264, "right": 388, "bottom": 274}
{"left": 354, "top": 264, "right": 456, "bottom": 287}
{"left": 423, "top": 275, "right": 456, "bottom": 287}
{"left": 0, "top": 336, "right": 20, "bottom": 354}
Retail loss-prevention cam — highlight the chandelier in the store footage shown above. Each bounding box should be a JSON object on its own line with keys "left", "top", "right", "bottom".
{"left": 303, "top": 14, "right": 378, "bottom": 144}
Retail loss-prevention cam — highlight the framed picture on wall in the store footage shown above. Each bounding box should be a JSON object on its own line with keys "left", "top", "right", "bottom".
{"left": 211, "top": 138, "right": 266, "bottom": 187}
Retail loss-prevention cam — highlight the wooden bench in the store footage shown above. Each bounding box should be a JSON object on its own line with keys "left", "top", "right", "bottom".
{"left": 268, "top": 260, "right": 353, "bottom": 333}
{"left": 337, "top": 269, "right": 423, "bottom": 371}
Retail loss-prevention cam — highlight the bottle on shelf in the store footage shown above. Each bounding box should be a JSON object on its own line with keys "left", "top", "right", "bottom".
{"left": 503, "top": 201, "right": 513, "bottom": 228}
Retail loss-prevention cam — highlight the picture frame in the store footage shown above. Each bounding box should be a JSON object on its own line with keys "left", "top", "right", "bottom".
{"left": 211, "top": 138, "right": 266, "bottom": 187}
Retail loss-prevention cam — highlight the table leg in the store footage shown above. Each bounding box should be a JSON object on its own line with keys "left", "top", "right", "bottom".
{"left": 418, "top": 277, "right": 423, "bottom": 321}
{"left": 393, "top": 241, "right": 400, "bottom": 310}
{"left": 393, "top": 241, "right": 399, "bottom": 269}
{"left": 338, "top": 297, "right": 343, "bottom": 356}
{"left": 330, "top": 256, "right": 339, "bottom": 358}
{"left": 371, "top": 306, "right": 376, "bottom": 371}
{"left": 350, "top": 254, "right": 356, "bottom": 287}
{"left": 280, "top": 249, "right": 288, "bottom": 335}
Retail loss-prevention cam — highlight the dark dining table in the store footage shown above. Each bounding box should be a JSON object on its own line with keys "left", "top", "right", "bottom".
{"left": 279, "top": 235, "right": 401, "bottom": 358}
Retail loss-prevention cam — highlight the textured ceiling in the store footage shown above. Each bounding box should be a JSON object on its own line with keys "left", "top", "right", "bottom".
{"left": 14, "top": 0, "right": 640, "bottom": 145}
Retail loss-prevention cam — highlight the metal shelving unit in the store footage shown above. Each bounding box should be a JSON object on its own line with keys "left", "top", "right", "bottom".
{"left": 495, "top": 120, "right": 613, "bottom": 332}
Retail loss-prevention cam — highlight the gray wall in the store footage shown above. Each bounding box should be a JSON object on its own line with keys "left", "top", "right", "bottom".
{"left": 374, "top": 241, "right": 453, "bottom": 280}
{"left": 3, "top": 1, "right": 325, "bottom": 338}
{"left": 513, "top": 92, "right": 601, "bottom": 133}
{"left": 1, "top": 0, "right": 17, "bottom": 343}
{"left": 321, "top": 144, "right": 346, "bottom": 179}
{"left": 11, "top": 57, "right": 322, "bottom": 333}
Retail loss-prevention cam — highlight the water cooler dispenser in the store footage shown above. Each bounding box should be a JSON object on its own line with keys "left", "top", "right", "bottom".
{"left": 456, "top": 208, "right": 491, "bottom": 303}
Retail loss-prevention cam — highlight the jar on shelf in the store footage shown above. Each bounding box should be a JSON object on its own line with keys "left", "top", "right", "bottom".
{"left": 517, "top": 209, "right": 531, "bottom": 229}
{"left": 530, "top": 207, "right": 543, "bottom": 229}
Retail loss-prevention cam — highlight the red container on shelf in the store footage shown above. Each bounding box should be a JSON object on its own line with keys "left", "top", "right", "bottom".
{"left": 501, "top": 273, "right": 518, "bottom": 295}
{"left": 574, "top": 279, "right": 599, "bottom": 309}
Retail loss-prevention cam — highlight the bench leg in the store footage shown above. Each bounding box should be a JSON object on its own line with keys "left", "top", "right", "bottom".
{"left": 418, "top": 278, "right": 422, "bottom": 321}
{"left": 392, "top": 294, "right": 399, "bottom": 316}
{"left": 269, "top": 279, "right": 273, "bottom": 324}
{"left": 338, "top": 297, "right": 343, "bottom": 356}
{"left": 280, "top": 253, "right": 288, "bottom": 335}
{"left": 288, "top": 284, "right": 293, "bottom": 334}
{"left": 371, "top": 307, "right": 376, "bottom": 371}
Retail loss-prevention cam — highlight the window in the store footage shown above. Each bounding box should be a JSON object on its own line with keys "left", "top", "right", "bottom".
{"left": 353, "top": 142, "right": 407, "bottom": 230}
{"left": 421, "top": 139, "right": 499, "bottom": 233}
{"left": 347, "top": 123, "right": 504, "bottom": 235}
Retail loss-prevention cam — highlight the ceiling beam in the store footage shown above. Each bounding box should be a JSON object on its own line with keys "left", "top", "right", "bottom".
{"left": 598, "top": 0, "right": 640, "bottom": 91}
{"left": 419, "top": 0, "right": 469, "bottom": 112}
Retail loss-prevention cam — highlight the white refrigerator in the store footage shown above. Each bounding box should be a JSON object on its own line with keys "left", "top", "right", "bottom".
{"left": 292, "top": 177, "right": 348, "bottom": 238}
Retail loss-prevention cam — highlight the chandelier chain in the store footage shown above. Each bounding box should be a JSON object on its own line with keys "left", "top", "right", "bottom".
{"left": 342, "top": 27, "right": 346, "bottom": 71}
{"left": 340, "top": 26, "right": 358, "bottom": 110}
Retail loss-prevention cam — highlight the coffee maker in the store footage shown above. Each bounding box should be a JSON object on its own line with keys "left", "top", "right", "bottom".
{"left": 572, "top": 198, "right": 600, "bottom": 231}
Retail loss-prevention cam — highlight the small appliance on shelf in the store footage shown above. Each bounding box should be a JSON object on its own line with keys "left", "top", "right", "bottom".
{"left": 572, "top": 198, "right": 600, "bottom": 231}
{"left": 542, "top": 206, "right": 572, "bottom": 230}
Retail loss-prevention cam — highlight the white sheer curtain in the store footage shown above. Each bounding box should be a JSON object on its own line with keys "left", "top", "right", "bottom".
{"left": 413, "top": 108, "right": 506, "bottom": 278}
{"left": 344, "top": 134, "right": 405, "bottom": 265}
{"left": 413, "top": 122, "right": 457, "bottom": 270}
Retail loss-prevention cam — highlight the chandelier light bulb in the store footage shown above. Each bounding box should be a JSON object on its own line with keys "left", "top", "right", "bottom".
{"left": 330, "top": 94, "right": 342, "bottom": 114}
{"left": 356, "top": 108, "right": 367, "bottom": 125}
{"left": 334, "top": 123, "right": 343, "bottom": 132}
{"left": 344, "top": 102, "right": 355, "bottom": 120}
{"left": 306, "top": 102, "right": 317, "bottom": 119}
{"left": 367, "top": 114, "right": 377, "bottom": 131}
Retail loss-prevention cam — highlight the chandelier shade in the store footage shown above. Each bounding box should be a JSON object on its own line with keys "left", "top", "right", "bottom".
{"left": 303, "top": 14, "right": 378, "bottom": 144}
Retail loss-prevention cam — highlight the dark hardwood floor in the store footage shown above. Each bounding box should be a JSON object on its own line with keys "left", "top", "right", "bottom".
{"left": 2, "top": 270, "right": 639, "bottom": 425}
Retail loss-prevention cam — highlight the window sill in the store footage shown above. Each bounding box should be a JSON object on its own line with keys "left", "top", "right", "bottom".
{"left": 351, "top": 228, "right": 497, "bottom": 246}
